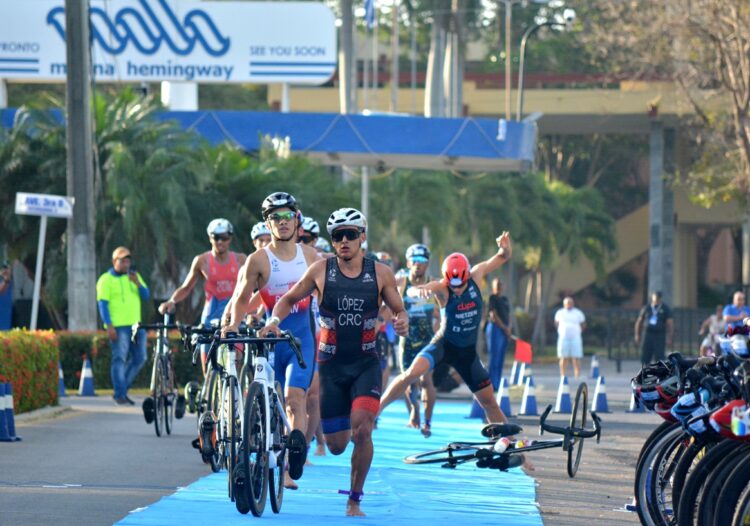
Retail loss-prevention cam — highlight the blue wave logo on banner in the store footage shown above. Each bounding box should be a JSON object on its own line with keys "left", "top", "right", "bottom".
{"left": 47, "top": 0, "right": 230, "bottom": 57}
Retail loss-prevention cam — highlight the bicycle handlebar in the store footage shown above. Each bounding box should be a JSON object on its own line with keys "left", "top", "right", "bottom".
{"left": 539, "top": 404, "right": 602, "bottom": 443}
{"left": 189, "top": 329, "right": 306, "bottom": 369}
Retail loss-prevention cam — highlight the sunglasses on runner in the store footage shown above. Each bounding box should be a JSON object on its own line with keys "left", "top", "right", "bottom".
{"left": 268, "top": 211, "right": 296, "bottom": 223}
{"left": 211, "top": 235, "right": 231, "bottom": 242}
{"left": 299, "top": 235, "right": 314, "bottom": 244}
{"left": 331, "top": 229, "right": 361, "bottom": 242}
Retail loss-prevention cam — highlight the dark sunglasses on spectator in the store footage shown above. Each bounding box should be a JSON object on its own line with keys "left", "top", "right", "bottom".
{"left": 331, "top": 229, "right": 360, "bottom": 242}
{"left": 212, "top": 235, "right": 231, "bottom": 242}
{"left": 117, "top": 255, "right": 132, "bottom": 261}
{"left": 268, "top": 211, "right": 296, "bottom": 222}
{"left": 299, "top": 235, "right": 314, "bottom": 244}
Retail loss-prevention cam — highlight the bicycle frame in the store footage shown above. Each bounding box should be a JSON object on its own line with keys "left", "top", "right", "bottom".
{"left": 246, "top": 343, "right": 292, "bottom": 469}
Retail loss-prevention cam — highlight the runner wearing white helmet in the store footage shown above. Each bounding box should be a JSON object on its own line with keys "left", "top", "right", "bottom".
{"left": 251, "top": 221, "right": 271, "bottom": 250}
{"left": 224, "top": 192, "right": 321, "bottom": 489}
{"left": 259, "top": 207, "right": 408, "bottom": 517}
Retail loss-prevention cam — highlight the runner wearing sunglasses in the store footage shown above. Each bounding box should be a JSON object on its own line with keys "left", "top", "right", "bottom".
{"left": 224, "top": 192, "right": 321, "bottom": 490}
{"left": 259, "top": 207, "right": 408, "bottom": 517}
{"left": 158, "top": 218, "right": 246, "bottom": 373}
{"left": 378, "top": 231, "right": 513, "bottom": 427}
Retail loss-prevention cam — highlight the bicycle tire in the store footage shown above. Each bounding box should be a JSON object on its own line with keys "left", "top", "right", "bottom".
{"left": 670, "top": 436, "right": 716, "bottom": 513}
{"left": 731, "top": 478, "right": 750, "bottom": 526}
{"left": 154, "top": 358, "right": 165, "bottom": 437}
{"left": 710, "top": 445, "right": 750, "bottom": 526}
{"left": 164, "top": 355, "right": 175, "bottom": 436}
{"left": 635, "top": 425, "right": 684, "bottom": 526}
{"left": 632, "top": 422, "right": 680, "bottom": 525}
{"left": 567, "top": 382, "right": 588, "bottom": 478}
{"left": 206, "top": 368, "right": 222, "bottom": 473}
{"left": 676, "top": 440, "right": 746, "bottom": 526}
{"left": 697, "top": 444, "right": 750, "bottom": 526}
{"left": 243, "top": 381, "right": 268, "bottom": 517}
{"left": 226, "top": 376, "right": 239, "bottom": 501}
{"left": 646, "top": 426, "right": 688, "bottom": 526}
{"left": 269, "top": 381, "right": 285, "bottom": 514}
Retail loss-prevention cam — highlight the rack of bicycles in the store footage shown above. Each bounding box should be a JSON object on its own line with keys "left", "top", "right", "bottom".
{"left": 629, "top": 324, "right": 750, "bottom": 526}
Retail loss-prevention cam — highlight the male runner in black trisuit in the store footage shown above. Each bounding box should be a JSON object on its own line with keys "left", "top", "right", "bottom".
{"left": 261, "top": 207, "right": 408, "bottom": 517}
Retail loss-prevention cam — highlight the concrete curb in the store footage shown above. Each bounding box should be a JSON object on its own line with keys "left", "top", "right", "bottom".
{"left": 15, "top": 404, "right": 74, "bottom": 424}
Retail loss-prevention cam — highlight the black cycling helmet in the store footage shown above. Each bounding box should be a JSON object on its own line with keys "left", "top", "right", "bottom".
{"left": 261, "top": 192, "right": 299, "bottom": 219}
{"left": 631, "top": 361, "right": 680, "bottom": 411}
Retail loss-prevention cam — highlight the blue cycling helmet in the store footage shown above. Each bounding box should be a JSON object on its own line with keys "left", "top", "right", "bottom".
{"left": 406, "top": 243, "right": 430, "bottom": 263}
{"left": 251, "top": 222, "right": 270, "bottom": 240}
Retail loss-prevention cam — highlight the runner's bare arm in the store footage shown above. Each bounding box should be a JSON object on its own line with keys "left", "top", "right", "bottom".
{"left": 225, "top": 251, "right": 265, "bottom": 332}
{"left": 159, "top": 254, "right": 204, "bottom": 313}
{"left": 470, "top": 231, "right": 512, "bottom": 283}
{"left": 378, "top": 264, "right": 409, "bottom": 337}
{"left": 261, "top": 259, "right": 325, "bottom": 336}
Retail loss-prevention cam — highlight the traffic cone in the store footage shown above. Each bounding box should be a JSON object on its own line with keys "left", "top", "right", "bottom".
{"left": 516, "top": 362, "right": 527, "bottom": 386}
{"left": 591, "top": 375, "right": 610, "bottom": 413}
{"left": 0, "top": 383, "right": 11, "bottom": 442}
{"left": 58, "top": 362, "right": 67, "bottom": 397}
{"left": 4, "top": 383, "right": 21, "bottom": 441}
{"left": 509, "top": 361, "right": 520, "bottom": 385}
{"left": 467, "top": 398, "right": 485, "bottom": 419}
{"left": 626, "top": 391, "right": 645, "bottom": 413}
{"left": 519, "top": 375, "right": 539, "bottom": 416}
{"left": 554, "top": 376, "right": 572, "bottom": 414}
{"left": 496, "top": 377, "right": 514, "bottom": 417}
{"left": 78, "top": 355, "right": 95, "bottom": 396}
{"left": 590, "top": 355, "right": 600, "bottom": 379}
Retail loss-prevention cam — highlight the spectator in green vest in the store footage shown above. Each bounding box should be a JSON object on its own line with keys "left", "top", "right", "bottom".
{"left": 96, "top": 246, "right": 150, "bottom": 405}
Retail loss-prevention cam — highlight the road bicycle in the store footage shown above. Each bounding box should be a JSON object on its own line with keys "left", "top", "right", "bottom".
{"left": 134, "top": 314, "right": 185, "bottom": 437}
{"left": 230, "top": 330, "right": 307, "bottom": 517}
{"left": 404, "top": 382, "right": 602, "bottom": 478}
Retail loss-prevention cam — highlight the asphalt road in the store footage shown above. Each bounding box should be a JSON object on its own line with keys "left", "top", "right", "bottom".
{"left": 1, "top": 357, "right": 653, "bottom": 526}
{"left": 0, "top": 397, "right": 207, "bottom": 526}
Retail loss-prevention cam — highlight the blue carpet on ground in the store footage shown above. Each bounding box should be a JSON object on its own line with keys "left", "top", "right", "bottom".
{"left": 116, "top": 400, "right": 542, "bottom": 525}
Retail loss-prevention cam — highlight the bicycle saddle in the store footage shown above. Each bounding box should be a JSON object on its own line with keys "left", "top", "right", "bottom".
{"left": 481, "top": 423, "right": 523, "bottom": 439}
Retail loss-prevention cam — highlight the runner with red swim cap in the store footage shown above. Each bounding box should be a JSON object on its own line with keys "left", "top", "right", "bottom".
{"left": 379, "top": 231, "right": 513, "bottom": 426}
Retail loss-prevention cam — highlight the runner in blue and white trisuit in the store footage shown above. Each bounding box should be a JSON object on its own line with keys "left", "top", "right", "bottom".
{"left": 224, "top": 192, "right": 321, "bottom": 489}
{"left": 379, "top": 231, "right": 514, "bottom": 425}
{"left": 396, "top": 243, "right": 439, "bottom": 437}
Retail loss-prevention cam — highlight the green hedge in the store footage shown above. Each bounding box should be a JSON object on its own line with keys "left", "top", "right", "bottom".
{"left": 0, "top": 330, "right": 58, "bottom": 413}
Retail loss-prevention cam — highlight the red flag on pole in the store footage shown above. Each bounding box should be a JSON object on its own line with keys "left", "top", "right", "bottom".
{"left": 515, "top": 339, "right": 533, "bottom": 364}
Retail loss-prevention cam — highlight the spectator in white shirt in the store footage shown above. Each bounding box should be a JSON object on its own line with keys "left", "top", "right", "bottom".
{"left": 554, "top": 297, "right": 586, "bottom": 378}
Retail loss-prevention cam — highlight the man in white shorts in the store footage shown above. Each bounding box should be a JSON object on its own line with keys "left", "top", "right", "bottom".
{"left": 554, "top": 297, "right": 586, "bottom": 378}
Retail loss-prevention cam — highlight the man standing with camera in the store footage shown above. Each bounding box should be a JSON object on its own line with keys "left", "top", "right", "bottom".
{"left": 96, "top": 247, "right": 150, "bottom": 405}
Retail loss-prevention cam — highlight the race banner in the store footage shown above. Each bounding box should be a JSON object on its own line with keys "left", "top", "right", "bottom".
{"left": 0, "top": 0, "right": 337, "bottom": 84}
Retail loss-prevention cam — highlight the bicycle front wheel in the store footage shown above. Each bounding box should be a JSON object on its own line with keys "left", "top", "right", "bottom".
{"left": 154, "top": 358, "right": 165, "bottom": 437}
{"left": 239, "top": 382, "right": 268, "bottom": 517}
{"left": 269, "top": 381, "right": 285, "bottom": 514}
{"left": 226, "top": 376, "right": 239, "bottom": 501}
{"left": 205, "top": 368, "right": 222, "bottom": 473}
{"left": 567, "top": 382, "right": 588, "bottom": 478}
{"left": 164, "top": 356, "right": 175, "bottom": 436}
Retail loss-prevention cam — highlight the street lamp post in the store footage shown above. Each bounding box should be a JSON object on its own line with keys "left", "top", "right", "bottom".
{"left": 516, "top": 9, "right": 576, "bottom": 121}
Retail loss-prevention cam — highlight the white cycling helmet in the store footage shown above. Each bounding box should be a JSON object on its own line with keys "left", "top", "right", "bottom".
{"left": 251, "top": 222, "right": 270, "bottom": 240}
{"left": 326, "top": 208, "right": 367, "bottom": 235}
{"left": 302, "top": 216, "right": 320, "bottom": 236}
{"left": 206, "top": 218, "right": 234, "bottom": 236}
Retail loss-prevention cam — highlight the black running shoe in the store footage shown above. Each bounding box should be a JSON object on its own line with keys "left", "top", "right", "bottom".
{"left": 142, "top": 397, "right": 155, "bottom": 424}
{"left": 287, "top": 429, "right": 307, "bottom": 480}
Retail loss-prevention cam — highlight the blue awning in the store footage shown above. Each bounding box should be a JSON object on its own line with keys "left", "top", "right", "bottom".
{"left": 1, "top": 108, "right": 537, "bottom": 172}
